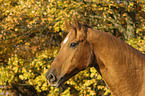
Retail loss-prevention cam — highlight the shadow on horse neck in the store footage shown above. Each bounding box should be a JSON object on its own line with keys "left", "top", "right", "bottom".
{"left": 46, "top": 16, "right": 145, "bottom": 96}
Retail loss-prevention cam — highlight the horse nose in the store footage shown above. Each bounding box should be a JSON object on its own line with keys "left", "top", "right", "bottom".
{"left": 47, "top": 73, "right": 57, "bottom": 83}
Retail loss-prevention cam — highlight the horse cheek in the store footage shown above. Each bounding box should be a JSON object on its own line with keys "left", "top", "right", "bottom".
{"left": 78, "top": 45, "right": 93, "bottom": 70}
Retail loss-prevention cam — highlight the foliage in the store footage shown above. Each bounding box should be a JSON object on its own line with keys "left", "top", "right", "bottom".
{"left": 0, "top": 0, "right": 145, "bottom": 95}
{"left": 127, "top": 36, "right": 145, "bottom": 54}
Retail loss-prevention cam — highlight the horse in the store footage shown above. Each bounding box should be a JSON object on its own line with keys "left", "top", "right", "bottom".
{"left": 46, "top": 16, "right": 145, "bottom": 96}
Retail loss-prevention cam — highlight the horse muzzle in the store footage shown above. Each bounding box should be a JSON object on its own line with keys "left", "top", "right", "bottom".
{"left": 45, "top": 72, "right": 64, "bottom": 87}
{"left": 46, "top": 68, "right": 80, "bottom": 87}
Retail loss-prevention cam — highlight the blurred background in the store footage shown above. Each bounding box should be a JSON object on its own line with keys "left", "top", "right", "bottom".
{"left": 0, "top": 0, "right": 145, "bottom": 95}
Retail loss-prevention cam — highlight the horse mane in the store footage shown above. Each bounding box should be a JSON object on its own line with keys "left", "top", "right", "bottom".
{"left": 87, "top": 27, "right": 145, "bottom": 95}
{"left": 87, "top": 26, "right": 145, "bottom": 74}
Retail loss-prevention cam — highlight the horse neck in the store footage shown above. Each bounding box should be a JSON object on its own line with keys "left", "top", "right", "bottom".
{"left": 87, "top": 29, "right": 145, "bottom": 96}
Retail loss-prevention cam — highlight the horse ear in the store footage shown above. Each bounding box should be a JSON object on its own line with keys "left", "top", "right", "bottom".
{"left": 73, "top": 16, "right": 80, "bottom": 30}
{"left": 65, "top": 18, "right": 71, "bottom": 31}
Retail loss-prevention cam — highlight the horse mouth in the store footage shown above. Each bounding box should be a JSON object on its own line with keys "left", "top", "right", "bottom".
{"left": 47, "top": 77, "right": 64, "bottom": 87}
{"left": 47, "top": 68, "right": 80, "bottom": 88}
{"left": 54, "top": 77, "right": 65, "bottom": 88}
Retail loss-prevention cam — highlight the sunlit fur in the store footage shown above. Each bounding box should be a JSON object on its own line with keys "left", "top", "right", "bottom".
{"left": 46, "top": 16, "right": 145, "bottom": 96}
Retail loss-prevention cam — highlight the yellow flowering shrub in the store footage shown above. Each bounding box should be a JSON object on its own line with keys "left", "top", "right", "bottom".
{"left": 0, "top": 0, "right": 144, "bottom": 95}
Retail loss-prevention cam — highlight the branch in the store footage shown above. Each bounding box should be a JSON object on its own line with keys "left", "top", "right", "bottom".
{"left": 89, "top": 15, "right": 126, "bottom": 33}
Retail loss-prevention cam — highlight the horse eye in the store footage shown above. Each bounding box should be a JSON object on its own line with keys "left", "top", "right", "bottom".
{"left": 70, "top": 42, "right": 78, "bottom": 47}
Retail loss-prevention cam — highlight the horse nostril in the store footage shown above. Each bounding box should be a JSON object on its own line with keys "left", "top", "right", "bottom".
{"left": 48, "top": 73, "right": 57, "bottom": 83}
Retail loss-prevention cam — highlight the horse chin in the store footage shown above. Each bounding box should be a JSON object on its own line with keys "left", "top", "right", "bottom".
{"left": 50, "top": 68, "right": 80, "bottom": 88}
{"left": 55, "top": 76, "right": 70, "bottom": 88}
{"left": 54, "top": 77, "right": 65, "bottom": 88}
{"left": 57, "top": 68, "right": 80, "bottom": 87}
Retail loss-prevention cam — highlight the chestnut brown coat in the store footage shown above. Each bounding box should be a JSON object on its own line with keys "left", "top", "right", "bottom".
{"left": 46, "top": 17, "right": 145, "bottom": 96}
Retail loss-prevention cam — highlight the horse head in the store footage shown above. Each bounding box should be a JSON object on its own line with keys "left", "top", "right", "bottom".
{"left": 45, "top": 16, "right": 95, "bottom": 87}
